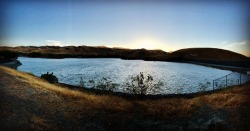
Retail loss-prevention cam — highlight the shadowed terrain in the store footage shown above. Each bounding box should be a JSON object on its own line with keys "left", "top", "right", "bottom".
{"left": 1, "top": 46, "right": 249, "bottom": 68}
{"left": 0, "top": 46, "right": 168, "bottom": 61}
{"left": 0, "top": 66, "right": 249, "bottom": 130}
{"left": 167, "top": 48, "right": 249, "bottom": 61}
{"left": 167, "top": 48, "right": 250, "bottom": 68}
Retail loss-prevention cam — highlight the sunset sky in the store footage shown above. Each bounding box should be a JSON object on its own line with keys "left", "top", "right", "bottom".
{"left": 1, "top": 0, "right": 249, "bottom": 56}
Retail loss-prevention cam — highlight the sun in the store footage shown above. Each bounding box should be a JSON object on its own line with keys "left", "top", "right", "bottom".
{"left": 106, "top": 37, "right": 170, "bottom": 52}
{"left": 132, "top": 38, "right": 158, "bottom": 50}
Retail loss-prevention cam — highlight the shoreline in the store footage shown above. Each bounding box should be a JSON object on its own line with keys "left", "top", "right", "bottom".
{"left": 58, "top": 82, "right": 246, "bottom": 100}
{"left": 186, "top": 61, "right": 250, "bottom": 74}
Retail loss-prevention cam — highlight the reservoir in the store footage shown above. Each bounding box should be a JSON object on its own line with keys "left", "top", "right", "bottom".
{"left": 17, "top": 57, "right": 250, "bottom": 94}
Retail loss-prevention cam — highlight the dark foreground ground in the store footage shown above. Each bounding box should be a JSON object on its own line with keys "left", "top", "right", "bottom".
{"left": 0, "top": 66, "right": 249, "bottom": 130}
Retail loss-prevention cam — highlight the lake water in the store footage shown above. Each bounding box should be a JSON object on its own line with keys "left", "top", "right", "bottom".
{"left": 17, "top": 57, "right": 250, "bottom": 94}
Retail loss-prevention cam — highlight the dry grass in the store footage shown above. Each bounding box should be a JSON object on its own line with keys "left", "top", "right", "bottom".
{"left": 133, "top": 97, "right": 202, "bottom": 117}
{"left": 203, "top": 84, "right": 250, "bottom": 108}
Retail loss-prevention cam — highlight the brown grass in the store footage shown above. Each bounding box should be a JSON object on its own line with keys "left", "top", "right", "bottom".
{"left": 203, "top": 85, "right": 250, "bottom": 108}
{"left": 0, "top": 66, "right": 133, "bottom": 111}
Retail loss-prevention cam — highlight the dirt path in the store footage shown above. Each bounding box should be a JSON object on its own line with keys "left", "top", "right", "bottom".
{"left": 0, "top": 66, "right": 249, "bottom": 130}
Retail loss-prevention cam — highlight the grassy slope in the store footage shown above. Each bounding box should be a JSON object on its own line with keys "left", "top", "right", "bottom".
{"left": 0, "top": 66, "right": 249, "bottom": 130}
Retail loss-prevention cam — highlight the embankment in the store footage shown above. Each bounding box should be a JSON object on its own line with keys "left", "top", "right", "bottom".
{"left": 0, "top": 66, "right": 249, "bottom": 130}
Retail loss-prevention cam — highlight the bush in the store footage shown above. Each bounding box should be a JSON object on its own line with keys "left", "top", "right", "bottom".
{"left": 96, "top": 77, "right": 118, "bottom": 92}
{"left": 124, "top": 72, "right": 163, "bottom": 95}
{"left": 78, "top": 73, "right": 163, "bottom": 95}
{"left": 41, "top": 72, "right": 58, "bottom": 83}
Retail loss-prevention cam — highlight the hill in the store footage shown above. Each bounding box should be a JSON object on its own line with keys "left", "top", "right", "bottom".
{"left": 0, "top": 46, "right": 249, "bottom": 68}
{"left": 166, "top": 48, "right": 250, "bottom": 68}
{"left": 0, "top": 46, "right": 168, "bottom": 61}
{"left": 167, "top": 48, "right": 249, "bottom": 61}
{"left": 0, "top": 66, "right": 249, "bottom": 130}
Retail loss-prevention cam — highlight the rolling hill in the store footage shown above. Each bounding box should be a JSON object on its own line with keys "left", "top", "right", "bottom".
{"left": 167, "top": 48, "right": 250, "bottom": 68}
{"left": 0, "top": 46, "right": 249, "bottom": 67}
{"left": 167, "top": 48, "right": 249, "bottom": 61}
{"left": 0, "top": 46, "right": 168, "bottom": 61}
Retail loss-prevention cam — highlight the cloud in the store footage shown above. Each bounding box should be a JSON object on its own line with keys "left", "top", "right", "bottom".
{"left": 46, "top": 40, "right": 64, "bottom": 46}
{"left": 239, "top": 41, "right": 247, "bottom": 45}
{"left": 223, "top": 40, "right": 248, "bottom": 49}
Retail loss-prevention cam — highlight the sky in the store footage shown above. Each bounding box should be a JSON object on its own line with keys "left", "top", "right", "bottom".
{"left": 1, "top": 0, "right": 250, "bottom": 56}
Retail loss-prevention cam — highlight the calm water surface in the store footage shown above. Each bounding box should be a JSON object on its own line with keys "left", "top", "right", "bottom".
{"left": 17, "top": 57, "right": 249, "bottom": 94}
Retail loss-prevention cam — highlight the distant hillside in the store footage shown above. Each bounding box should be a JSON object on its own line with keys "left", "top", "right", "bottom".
{"left": 167, "top": 48, "right": 249, "bottom": 61}
{"left": 0, "top": 46, "right": 249, "bottom": 67}
{"left": 166, "top": 48, "right": 250, "bottom": 68}
{"left": 0, "top": 46, "right": 168, "bottom": 61}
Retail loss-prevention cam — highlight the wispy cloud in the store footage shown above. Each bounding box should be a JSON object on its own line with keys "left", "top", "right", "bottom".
{"left": 46, "top": 40, "right": 64, "bottom": 46}
{"left": 239, "top": 41, "right": 247, "bottom": 45}
{"left": 223, "top": 40, "right": 248, "bottom": 49}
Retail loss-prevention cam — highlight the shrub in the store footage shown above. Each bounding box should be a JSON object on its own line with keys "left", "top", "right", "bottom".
{"left": 78, "top": 73, "right": 163, "bottom": 95}
{"left": 96, "top": 77, "right": 118, "bottom": 92}
{"left": 41, "top": 72, "right": 58, "bottom": 83}
{"left": 124, "top": 72, "right": 163, "bottom": 95}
